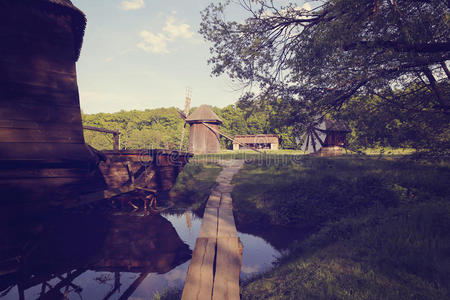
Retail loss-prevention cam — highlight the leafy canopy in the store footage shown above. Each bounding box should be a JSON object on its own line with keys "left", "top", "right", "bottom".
{"left": 200, "top": 0, "right": 450, "bottom": 112}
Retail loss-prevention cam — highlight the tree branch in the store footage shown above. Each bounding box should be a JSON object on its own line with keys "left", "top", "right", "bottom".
{"left": 344, "top": 41, "right": 450, "bottom": 54}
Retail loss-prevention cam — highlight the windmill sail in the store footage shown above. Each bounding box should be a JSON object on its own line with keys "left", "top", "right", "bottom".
{"left": 300, "top": 117, "right": 327, "bottom": 153}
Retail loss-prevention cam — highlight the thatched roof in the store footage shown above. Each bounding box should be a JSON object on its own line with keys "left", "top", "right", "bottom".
{"left": 233, "top": 134, "right": 279, "bottom": 144}
{"left": 28, "top": 0, "right": 87, "bottom": 61}
{"left": 324, "top": 119, "right": 351, "bottom": 132}
{"left": 186, "top": 105, "right": 222, "bottom": 124}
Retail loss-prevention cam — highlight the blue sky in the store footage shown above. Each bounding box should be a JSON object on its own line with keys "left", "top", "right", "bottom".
{"left": 72, "top": 0, "right": 308, "bottom": 114}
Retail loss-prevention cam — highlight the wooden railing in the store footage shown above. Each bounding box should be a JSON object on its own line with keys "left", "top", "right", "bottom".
{"left": 83, "top": 125, "right": 120, "bottom": 151}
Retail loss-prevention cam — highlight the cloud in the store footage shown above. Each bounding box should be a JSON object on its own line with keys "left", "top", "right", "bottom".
{"left": 137, "top": 31, "right": 169, "bottom": 54}
{"left": 163, "top": 16, "right": 194, "bottom": 40}
{"left": 120, "top": 0, "right": 145, "bottom": 11}
{"left": 137, "top": 14, "right": 193, "bottom": 54}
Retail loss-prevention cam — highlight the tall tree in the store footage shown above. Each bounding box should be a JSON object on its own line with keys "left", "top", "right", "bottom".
{"left": 200, "top": 0, "right": 450, "bottom": 114}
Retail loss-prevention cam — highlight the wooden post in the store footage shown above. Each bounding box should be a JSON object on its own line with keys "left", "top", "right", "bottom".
{"left": 113, "top": 133, "right": 120, "bottom": 151}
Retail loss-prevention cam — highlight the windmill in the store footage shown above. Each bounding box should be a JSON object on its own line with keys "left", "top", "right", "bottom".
{"left": 299, "top": 116, "right": 327, "bottom": 153}
{"left": 179, "top": 88, "right": 191, "bottom": 151}
{"left": 177, "top": 91, "right": 262, "bottom": 153}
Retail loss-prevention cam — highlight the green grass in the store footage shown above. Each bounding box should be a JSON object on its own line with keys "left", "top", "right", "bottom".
{"left": 232, "top": 156, "right": 450, "bottom": 299}
{"left": 191, "top": 148, "right": 416, "bottom": 162}
{"left": 165, "top": 161, "right": 222, "bottom": 211}
{"left": 191, "top": 150, "right": 306, "bottom": 163}
{"left": 359, "top": 147, "right": 416, "bottom": 155}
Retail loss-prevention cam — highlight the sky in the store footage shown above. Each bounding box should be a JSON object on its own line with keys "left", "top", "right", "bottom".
{"left": 72, "top": 0, "right": 309, "bottom": 114}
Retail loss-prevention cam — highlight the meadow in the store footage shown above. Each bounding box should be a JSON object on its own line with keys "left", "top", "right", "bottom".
{"left": 232, "top": 155, "right": 450, "bottom": 299}
{"left": 155, "top": 152, "right": 450, "bottom": 299}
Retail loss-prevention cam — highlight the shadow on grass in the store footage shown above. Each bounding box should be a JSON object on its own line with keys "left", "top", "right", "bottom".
{"left": 159, "top": 162, "right": 222, "bottom": 215}
{"left": 233, "top": 156, "right": 450, "bottom": 299}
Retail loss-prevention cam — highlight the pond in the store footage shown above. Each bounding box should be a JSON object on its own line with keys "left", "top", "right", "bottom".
{"left": 0, "top": 209, "right": 296, "bottom": 300}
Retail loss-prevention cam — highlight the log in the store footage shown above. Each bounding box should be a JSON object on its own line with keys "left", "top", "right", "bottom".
{"left": 212, "top": 237, "right": 241, "bottom": 300}
{"left": 181, "top": 238, "right": 217, "bottom": 300}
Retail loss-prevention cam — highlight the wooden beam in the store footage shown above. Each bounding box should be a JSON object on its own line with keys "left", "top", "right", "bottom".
{"left": 181, "top": 238, "right": 217, "bottom": 300}
{"left": 113, "top": 133, "right": 120, "bottom": 151}
{"left": 212, "top": 237, "right": 241, "bottom": 300}
{"left": 83, "top": 125, "right": 119, "bottom": 135}
{"left": 117, "top": 273, "right": 149, "bottom": 300}
{"left": 200, "top": 122, "right": 262, "bottom": 153}
{"left": 83, "top": 125, "right": 120, "bottom": 150}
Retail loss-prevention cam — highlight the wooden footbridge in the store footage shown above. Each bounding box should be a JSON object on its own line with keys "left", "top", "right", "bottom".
{"left": 182, "top": 160, "right": 244, "bottom": 300}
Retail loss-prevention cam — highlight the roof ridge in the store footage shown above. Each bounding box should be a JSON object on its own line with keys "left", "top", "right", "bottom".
{"left": 185, "top": 105, "right": 222, "bottom": 123}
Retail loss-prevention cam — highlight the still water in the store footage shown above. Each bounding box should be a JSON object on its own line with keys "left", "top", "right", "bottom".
{"left": 0, "top": 210, "right": 286, "bottom": 299}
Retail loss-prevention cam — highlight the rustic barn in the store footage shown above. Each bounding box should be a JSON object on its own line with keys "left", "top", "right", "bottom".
{"left": 0, "top": 0, "right": 106, "bottom": 211}
{"left": 313, "top": 119, "right": 351, "bottom": 156}
{"left": 233, "top": 134, "right": 279, "bottom": 150}
{"left": 323, "top": 120, "right": 351, "bottom": 147}
{"left": 185, "top": 105, "right": 222, "bottom": 154}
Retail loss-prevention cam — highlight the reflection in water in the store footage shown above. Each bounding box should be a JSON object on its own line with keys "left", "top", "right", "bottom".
{"left": 238, "top": 232, "right": 281, "bottom": 280}
{"left": 237, "top": 223, "right": 310, "bottom": 251}
{"left": 236, "top": 223, "right": 312, "bottom": 280}
{"left": 0, "top": 213, "right": 191, "bottom": 299}
{"left": 0, "top": 209, "right": 297, "bottom": 299}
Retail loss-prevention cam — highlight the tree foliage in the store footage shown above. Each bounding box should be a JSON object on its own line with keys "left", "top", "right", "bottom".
{"left": 82, "top": 108, "right": 185, "bottom": 150}
{"left": 82, "top": 105, "right": 300, "bottom": 150}
{"left": 334, "top": 83, "right": 450, "bottom": 152}
{"left": 200, "top": 0, "right": 450, "bottom": 112}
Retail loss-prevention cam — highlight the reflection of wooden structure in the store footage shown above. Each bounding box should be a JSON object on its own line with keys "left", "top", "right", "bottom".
{"left": 185, "top": 105, "right": 222, "bottom": 154}
{"left": 0, "top": 213, "right": 191, "bottom": 299}
{"left": 0, "top": 0, "right": 106, "bottom": 211}
{"left": 232, "top": 134, "right": 279, "bottom": 150}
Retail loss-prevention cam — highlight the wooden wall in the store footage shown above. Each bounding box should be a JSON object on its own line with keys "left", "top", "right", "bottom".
{"left": 324, "top": 132, "right": 347, "bottom": 147}
{"left": 0, "top": 2, "right": 105, "bottom": 210}
{"left": 0, "top": 2, "right": 90, "bottom": 160}
{"left": 188, "top": 123, "right": 221, "bottom": 154}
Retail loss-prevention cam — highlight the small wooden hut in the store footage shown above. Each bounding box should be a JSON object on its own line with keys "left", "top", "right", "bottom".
{"left": 313, "top": 119, "right": 351, "bottom": 156}
{"left": 0, "top": 0, "right": 106, "bottom": 210}
{"left": 233, "top": 134, "right": 279, "bottom": 150}
{"left": 185, "top": 105, "right": 222, "bottom": 154}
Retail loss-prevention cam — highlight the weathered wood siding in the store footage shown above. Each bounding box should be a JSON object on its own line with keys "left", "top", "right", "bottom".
{"left": 324, "top": 131, "right": 348, "bottom": 147}
{"left": 188, "top": 122, "right": 221, "bottom": 154}
{"left": 0, "top": 2, "right": 105, "bottom": 211}
{"left": 0, "top": 2, "right": 87, "bottom": 159}
{"left": 99, "top": 150, "right": 192, "bottom": 192}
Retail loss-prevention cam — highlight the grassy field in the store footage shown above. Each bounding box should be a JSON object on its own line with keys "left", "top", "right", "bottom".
{"left": 191, "top": 148, "right": 416, "bottom": 162}
{"left": 231, "top": 156, "right": 450, "bottom": 299}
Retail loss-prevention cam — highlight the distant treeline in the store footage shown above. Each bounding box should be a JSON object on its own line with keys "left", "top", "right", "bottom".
{"left": 81, "top": 104, "right": 298, "bottom": 150}
{"left": 82, "top": 87, "right": 449, "bottom": 153}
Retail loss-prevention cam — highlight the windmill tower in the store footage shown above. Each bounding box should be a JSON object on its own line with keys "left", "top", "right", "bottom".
{"left": 185, "top": 105, "right": 222, "bottom": 154}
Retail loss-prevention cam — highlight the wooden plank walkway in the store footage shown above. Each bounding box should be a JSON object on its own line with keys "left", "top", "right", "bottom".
{"left": 182, "top": 160, "right": 244, "bottom": 300}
